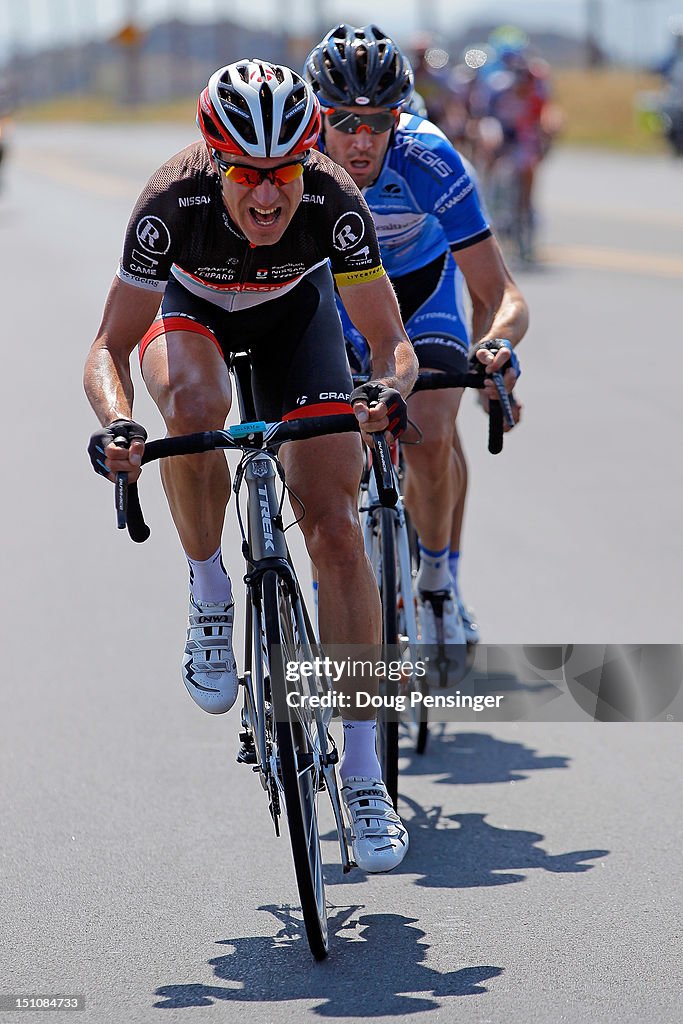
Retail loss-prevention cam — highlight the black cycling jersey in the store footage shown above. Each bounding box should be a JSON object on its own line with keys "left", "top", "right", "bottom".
{"left": 142, "top": 267, "right": 354, "bottom": 423}
{"left": 118, "top": 142, "right": 385, "bottom": 309}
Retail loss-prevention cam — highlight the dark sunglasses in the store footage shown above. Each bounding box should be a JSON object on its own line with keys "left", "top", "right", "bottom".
{"left": 325, "top": 109, "right": 398, "bottom": 135}
{"left": 214, "top": 153, "right": 309, "bottom": 187}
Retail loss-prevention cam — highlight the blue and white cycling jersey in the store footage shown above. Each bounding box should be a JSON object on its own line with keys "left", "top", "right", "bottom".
{"left": 322, "top": 112, "right": 492, "bottom": 373}
{"left": 358, "top": 111, "right": 491, "bottom": 277}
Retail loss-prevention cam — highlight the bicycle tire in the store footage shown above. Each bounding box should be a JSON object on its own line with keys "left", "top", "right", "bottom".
{"left": 262, "top": 570, "right": 328, "bottom": 961}
{"left": 376, "top": 506, "right": 400, "bottom": 810}
{"left": 401, "top": 503, "right": 430, "bottom": 755}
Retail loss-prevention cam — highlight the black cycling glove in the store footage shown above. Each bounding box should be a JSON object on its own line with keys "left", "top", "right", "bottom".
{"left": 349, "top": 381, "right": 408, "bottom": 440}
{"left": 88, "top": 418, "right": 148, "bottom": 478}
{"left": 468, "top": 338, "right": 521, "bottom": 379}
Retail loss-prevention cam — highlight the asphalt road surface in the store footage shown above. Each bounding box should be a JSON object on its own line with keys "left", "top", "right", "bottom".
{"left": 1, "top": 126, "right": 681, "bottom": 1024}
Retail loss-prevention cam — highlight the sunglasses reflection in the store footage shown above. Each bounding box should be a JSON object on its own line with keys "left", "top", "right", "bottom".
{"left": 214, "top": 154, "right": 308, "bottom": 188}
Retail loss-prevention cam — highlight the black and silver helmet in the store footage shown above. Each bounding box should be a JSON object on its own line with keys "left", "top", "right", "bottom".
{"left": 305, "top": 24, "right": 414, "bottom": 109}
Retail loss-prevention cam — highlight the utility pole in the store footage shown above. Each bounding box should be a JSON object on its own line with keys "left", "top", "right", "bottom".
{"left": 118, "top": 0, "right": 143, "bottom": 105}
{"left": 586, "top": 0, "right": 605, "bottom": 68}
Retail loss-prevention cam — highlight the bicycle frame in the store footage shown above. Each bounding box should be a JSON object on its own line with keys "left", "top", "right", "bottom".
{"left": 218, "top": 361, "right": 352, "bottom": 874}
{"left": 236, "top": 445, "right": 351, "bottom": 874}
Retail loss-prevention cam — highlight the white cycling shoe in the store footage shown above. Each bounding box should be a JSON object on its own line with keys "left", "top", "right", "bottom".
{"left": 341, "top": 777, "right": 409, "bottom": 873}
{"left": 457, "top": 598, "right": 481, "bottom": 645}
{"left": 182, "top": 594, "right": 239, "bottom": 714}
{"left": 417, "top": 588, "right": 466, "bottom": 646}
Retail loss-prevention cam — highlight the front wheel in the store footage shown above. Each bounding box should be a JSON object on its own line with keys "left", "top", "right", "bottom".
{"left": 262, "top": 570, "right": 328, "bottom": 961}
{"left": 401, "top": 504, "right": 429, "bottom": 755}
{"left": 375, "top": 507, "right": 400, "bottom": 810}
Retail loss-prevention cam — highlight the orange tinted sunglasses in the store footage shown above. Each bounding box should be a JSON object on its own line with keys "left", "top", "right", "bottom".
{"left": 215, "top": 154, "right": 308, "bottom": 188}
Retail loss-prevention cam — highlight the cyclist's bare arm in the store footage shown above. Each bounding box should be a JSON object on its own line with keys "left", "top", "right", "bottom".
{"left": 338, "top": 273, "right": 418, "bottom": 437}
{"left": 454, "top": 236, "right": 528, "bottom": 388}
{"left": 83, "top": 277, "right": 161, "bottom": 478}
{"left": 340, "top": 274, "right": 417, "bottom": 394}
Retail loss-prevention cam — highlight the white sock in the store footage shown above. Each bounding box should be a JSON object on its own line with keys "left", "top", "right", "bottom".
{"left": 417, "top": 542, "right": 452, "bottom": 593}
{"left": 449, "top": 550, "right": 461, "bottom": 601}
{"left": 340, "top": 720, "right": 382, "bottom": 782}
{"left": 312, "top": 579, "right": 319, "bottom": 629}
{"left": 187, "top": 548, "right": 232, "bottom": 605}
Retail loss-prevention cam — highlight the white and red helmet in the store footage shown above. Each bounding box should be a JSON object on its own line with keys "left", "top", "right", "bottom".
{"left": 197, "top": 59, "right": 321, "bottom": 159}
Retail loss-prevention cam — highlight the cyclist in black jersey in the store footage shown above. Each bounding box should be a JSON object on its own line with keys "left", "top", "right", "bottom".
{"left": 84, "top": 60, "right": 418, "bottom": 873}
{"left": 306, "top": 25, "right": 528, "bottom": 648}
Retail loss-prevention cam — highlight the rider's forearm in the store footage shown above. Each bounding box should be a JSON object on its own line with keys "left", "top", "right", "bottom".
{"left": 369, "top": 338, "right": 419, "bottom": 398}
{"left": 83, "top": 340, "right": 136, "bottom": 426}
{"left": 471, "top": 284, "right": 529, "bottom": 348}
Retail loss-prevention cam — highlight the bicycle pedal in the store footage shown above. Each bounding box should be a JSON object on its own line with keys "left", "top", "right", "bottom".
{"left": 236, "top": 736, "right": 257, "bottom": 765}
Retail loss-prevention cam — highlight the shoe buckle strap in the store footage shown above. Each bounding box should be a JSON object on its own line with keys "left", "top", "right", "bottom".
{"left": 186, "top": 637, "right": 234, "bottom": 651}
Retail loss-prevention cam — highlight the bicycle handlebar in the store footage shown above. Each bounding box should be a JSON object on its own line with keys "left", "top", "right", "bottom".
{"left": 115, "top": 413, "right": 397, "bottom": 543}
{"left": 354, "top": 367, "right": 516, "bottom": 456}
{"left": 412, "top": 371, "right": 508, "bottom": 455}
{"left": 114, "top": 361, "right": 517, "bottom": 541}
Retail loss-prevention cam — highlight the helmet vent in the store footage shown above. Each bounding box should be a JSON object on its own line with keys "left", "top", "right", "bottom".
{"left": 259, "top": 81, "right": 274, "bottom": 150}
{"left": 199, "top": 109, "right": 223, "bottom": 142}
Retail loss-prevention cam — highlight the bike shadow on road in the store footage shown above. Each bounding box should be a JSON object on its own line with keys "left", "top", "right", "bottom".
{"left": 152, "top": 904, "right": 504, "bottom": 1015}
{"left": 399, "top": 728, "right": 571, "bottom": 785}
{"left": 324, "top": 801, "right": 608, "bottom": 890}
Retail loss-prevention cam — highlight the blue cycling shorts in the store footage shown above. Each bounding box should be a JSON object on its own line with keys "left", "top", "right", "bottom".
{"left": 340, "top": 252, "right": 470, "bottom": 376}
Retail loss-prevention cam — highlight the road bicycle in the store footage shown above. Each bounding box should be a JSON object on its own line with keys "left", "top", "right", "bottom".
{"left": 485, "top": 147, "right": 537, "bottom": 263}
{"left": 111, "top": 353, "right": 394, "bottom": 961}
{"left": 358, "top": 366, "right": 516, "bottom": 806}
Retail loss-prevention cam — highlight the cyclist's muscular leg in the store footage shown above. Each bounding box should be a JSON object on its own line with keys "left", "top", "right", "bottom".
{"left": 402, "top": 386, "right": 464, "bottom": 552}
{"left": 141, "top": 330, "right": 232, "bottom": 559}
{"left": 450, "top": 424, "right": 468, "bottom": 554}
{"left": 281, "top": 432, "right": 381, "bottom": 718}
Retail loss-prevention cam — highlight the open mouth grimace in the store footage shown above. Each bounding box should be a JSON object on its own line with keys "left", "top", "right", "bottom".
{"left": 250, "top": 206, "right": 281, "bottom": 227}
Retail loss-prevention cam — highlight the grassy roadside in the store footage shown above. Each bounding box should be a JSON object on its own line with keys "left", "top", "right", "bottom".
{"left": 553, "top": 68, "right": 667, "bottom": 153}
{"left": 17, "top": 69, "right": 669, "bottom": 154}
{"left": 17, "top": 94, "right": 197, "bottom": 124}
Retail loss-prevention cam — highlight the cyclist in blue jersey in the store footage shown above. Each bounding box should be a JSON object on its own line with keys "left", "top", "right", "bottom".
{"left": 306, "top": 25, "right": 528, "bottom": 646}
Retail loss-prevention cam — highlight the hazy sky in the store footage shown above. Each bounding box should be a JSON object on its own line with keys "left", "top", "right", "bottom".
{"left": 2, "top": 0, "right": 682, "bottom": 64}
